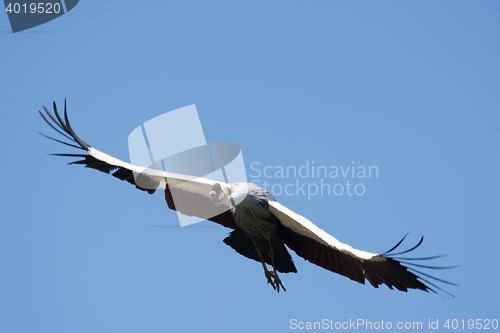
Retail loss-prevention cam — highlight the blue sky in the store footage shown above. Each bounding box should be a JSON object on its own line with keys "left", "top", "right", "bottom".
{"left": 1, "top": 1, "right": 499, "bottom": 332}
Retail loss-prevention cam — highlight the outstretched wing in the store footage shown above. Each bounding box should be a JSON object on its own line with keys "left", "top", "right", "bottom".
{"left": 269, "top": 201, "right": 458, "bottom": 297}
{"left": 39, "top": 100, "right": 237, "bottom": 229}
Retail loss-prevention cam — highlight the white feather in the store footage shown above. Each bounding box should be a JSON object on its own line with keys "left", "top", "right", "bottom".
{"left": 89, "top": 146, "right": 228, "bottom": 197}
{"left": 268, "top": 201, "right": 376, "bottom": 260}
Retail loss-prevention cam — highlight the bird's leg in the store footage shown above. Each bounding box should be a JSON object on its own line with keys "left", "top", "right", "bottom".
{"left": 261, "top": 258, "right": 276, "bottom": 290}
{"left": 267, "top": 239, "right": 286, "bottom": 293}
{"left": 249, "top": 235, "right": 276, "bottom": 290}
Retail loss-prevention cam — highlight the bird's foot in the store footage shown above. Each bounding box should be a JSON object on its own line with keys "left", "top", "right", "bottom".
{"left": 265, "top": 270, "right": 276, "bottom": 290}
{"left": 273, "top": 271, "right": 286, "bottom": 293}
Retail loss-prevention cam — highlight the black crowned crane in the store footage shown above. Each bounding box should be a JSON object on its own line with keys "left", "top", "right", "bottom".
{"left": 39, "top": 101, "right": 457, "bottom": 296}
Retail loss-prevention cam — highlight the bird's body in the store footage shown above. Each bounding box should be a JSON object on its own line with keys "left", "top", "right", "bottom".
{"left": 231, "top": 182, "right": 277, "bottom": 238}
{"left": 39, "top": 101, "right": 457, "bottom": 296}
{"left": 225, "top": 182, "right": 297, "bottom": 289}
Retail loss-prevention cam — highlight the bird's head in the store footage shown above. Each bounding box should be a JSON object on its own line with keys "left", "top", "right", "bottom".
{"left": 209, "top": 182, "right": 248, "bottom": 207}
{"left": 209, "top": 183, "right": 226, "bottom": 206}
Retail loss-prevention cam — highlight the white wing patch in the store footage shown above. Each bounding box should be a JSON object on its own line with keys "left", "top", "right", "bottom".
{"left": 269, "top": 201, "right": 376, "bottom": 260}
{"left": 89, "top": 146, "right": 228, "bottom": 197}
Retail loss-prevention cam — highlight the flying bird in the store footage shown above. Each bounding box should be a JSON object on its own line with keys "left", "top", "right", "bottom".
{"left": 39, "top": 101, "right": 457, "bottom": 296}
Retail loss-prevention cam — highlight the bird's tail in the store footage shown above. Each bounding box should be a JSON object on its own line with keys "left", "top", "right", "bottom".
{"left": 224, "top": 228, "right": 297, "bottom": 273}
